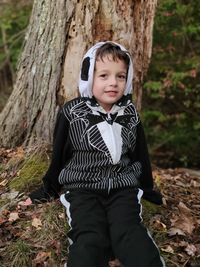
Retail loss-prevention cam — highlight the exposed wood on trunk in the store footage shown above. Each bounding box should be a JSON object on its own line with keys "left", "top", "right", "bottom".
{"left": 130, "top": 0, "right": 157, "bottom": 110}
{"left": 0, "top": 0, "right": 157, "bottom": 147}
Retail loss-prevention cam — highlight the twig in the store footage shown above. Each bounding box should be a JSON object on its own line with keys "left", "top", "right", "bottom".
{"left": 167, "top": 258, "right": 182, "bottom": 267}
{"left": 0, "top": 25, "right": 15, "bottom": 83}
{"left": 0, "top": 29, "right": 26, "bottom": 50}
{"left": 176, "top": 0, "right": 196, "bottom": 56}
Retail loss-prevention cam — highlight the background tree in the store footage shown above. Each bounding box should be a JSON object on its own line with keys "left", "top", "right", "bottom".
{"left": 143, "top": 0, "right": 200, "bottom": 168}
{"left": 0, "top": 0, "right": 157, "bottom": 148}
{"left": 0, "top": 0, "right": 32, "bottom": 111}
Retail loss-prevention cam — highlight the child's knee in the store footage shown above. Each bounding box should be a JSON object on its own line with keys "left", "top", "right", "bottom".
{"left": 68, "top": 232, "right": 110, "bottom": 266}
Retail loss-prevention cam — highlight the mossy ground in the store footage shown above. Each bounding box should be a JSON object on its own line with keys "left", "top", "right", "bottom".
{"left": 8, "top": 148, "right": 49, "bottom": 192}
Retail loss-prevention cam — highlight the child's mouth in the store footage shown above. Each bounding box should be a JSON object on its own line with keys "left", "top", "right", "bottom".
{"left": 105, "top": 91, "right": 118, "bottom": 97}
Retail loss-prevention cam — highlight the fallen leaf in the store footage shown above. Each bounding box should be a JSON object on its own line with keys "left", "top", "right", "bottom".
{"left": 150, "top": 218, "right": 167, "bottom": 231}
{"left": 195, "top": 243, "right": 200, "bottom": 256}
{"left": 15, "top": 146, "right": 25, "bottom": 159}
{"left": 162, "top": 197, "right": 167, "bottom": 206}
{"left": 0, "top": 172, "right": 8, "bottom": 179}
{"left": 2, "top": 209, "right": 10, "bottom": 216}
{"left": 168, "top": 227, "right": 186, "bottom": 236}
{"left": 185, "top": 244, "right": 197, "bottom": 256}
{"left": 171, "top": 215, "right": 195, "bottom": 234}
{"left": 18, "top": 198, "right": 32, "bottom": 208}
{"left": 49, "top": 240, "right": 61, "bottom": 255}
{"left": 8, "top": 212, "right": 19, "bottom": 222}
{"left": 32, "top": 217, "right": 42, "bottom": 229}
{"left": 0, "top": 179, "right": 8, "bottom": 186}
{"left": 179, "top": 241, "right": 188, "bottom": 247}
{"left": 32, "top": 251, "right": 51, "bottom": 267}
{"left": 178, "top": 201, "right": 192, "bottom": 213}
{"left": 161, "top": 245, "right": 174, "bottom": 254}
{"left": 170, "top": 201, "right": 196, "bottom": 235}
{"left": 0, "top": 216, "right": 7, "bottom": 225}
{"left": 58, "top": 212, "right": 65, "bottom": 219}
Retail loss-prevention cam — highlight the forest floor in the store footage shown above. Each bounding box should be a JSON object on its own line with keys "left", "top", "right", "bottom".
{"left": 0, "top": 146, "right": 199, "bottom": 267}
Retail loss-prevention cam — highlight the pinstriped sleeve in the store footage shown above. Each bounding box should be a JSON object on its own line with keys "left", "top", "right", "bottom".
{"left": 134, "top": 121, "right": 154, "bottom": 190}
{"left": 42, "top": 108, "right": 71, "bottom": 194}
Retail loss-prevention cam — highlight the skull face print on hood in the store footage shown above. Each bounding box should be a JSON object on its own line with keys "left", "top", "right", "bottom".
{"left": 79, "top": 41, "right": 134, "bottom": 99}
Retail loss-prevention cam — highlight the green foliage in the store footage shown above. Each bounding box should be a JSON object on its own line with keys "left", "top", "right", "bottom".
{"left": 0, "top": 1, "right": 32, "bottom": 69}
{"left": 143, "top": 0, "right": 200, "bottom": 168}
{"left": 0, "top": 1, "right": 32, "bottom": 111}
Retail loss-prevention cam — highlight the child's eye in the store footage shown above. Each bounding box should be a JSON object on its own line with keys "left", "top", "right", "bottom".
{"left": 99, "top": 74, "right": 107, "bottom": 78}
{"left": 118, "top": 74, "right": 126, "bottom": 80}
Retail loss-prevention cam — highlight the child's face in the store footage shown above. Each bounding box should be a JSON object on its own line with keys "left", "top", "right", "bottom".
{"left": 92, "top": 55, "right": 127, "bottom": 112}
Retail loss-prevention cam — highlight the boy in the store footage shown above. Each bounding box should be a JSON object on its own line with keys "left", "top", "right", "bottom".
{"left": 30, "top": 42, "right": 165, "bottom": 267}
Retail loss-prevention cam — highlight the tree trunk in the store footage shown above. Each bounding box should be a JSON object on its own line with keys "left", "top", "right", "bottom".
{"left": 0, "top": 0, "right": 157, "bottom": 148}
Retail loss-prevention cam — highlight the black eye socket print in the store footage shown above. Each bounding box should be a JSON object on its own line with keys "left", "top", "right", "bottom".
{"left": 81, "top": 57, "right": 90, "bottom": 81}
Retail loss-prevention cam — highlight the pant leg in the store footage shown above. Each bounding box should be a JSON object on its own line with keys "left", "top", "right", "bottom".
{"left": 107, "top": 188, "right": 165, "bottom": 267}
{"left": 60, "top": 190, "right": 110, "bottom": 267}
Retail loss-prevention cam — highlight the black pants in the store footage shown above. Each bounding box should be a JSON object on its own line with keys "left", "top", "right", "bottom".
{"left": 60, "top": 187, "right": 165, "bottom": 267}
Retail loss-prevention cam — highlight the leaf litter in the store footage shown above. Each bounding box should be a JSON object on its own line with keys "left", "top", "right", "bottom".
{"left": 0, "top": 147, "right": 199, "bottom": 266}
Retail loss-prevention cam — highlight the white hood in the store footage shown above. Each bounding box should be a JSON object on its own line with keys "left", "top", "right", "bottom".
{"left": 79, "top": 41, "right": 134, "bottom": 98}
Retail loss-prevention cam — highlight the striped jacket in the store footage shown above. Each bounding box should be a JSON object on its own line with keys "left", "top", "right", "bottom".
{"left": 42, "top": 42, "right": 154, "bottom": 194}
{"left": 42, "top": 96, "right": 154, "bottom": 193}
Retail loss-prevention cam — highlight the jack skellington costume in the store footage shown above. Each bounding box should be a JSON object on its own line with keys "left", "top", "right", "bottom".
{"left": 30, "top": 42, "right": 163, "bottom": 205}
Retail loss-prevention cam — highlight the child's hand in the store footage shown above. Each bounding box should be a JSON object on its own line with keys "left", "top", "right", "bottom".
{"left": 108, "top": 258, "right": 123, "bottom": 267}
{"left": 29, "top": 185, "right": 58, "bottom": 204}
{"left": 142, "top": 189, "right": 163, "bottom": 205}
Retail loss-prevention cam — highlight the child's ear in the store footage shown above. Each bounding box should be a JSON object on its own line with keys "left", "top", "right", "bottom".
{"left": 81, "top": 57, "right": 90, "bottom": 81}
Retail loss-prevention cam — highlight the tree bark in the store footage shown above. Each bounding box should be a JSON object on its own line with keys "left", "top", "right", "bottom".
{"left": 0, "top": 0, "right": 157, "bottom": 148}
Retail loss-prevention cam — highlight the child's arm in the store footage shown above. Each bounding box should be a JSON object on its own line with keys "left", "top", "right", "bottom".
{"left": 135, "top": 122, "right": 153, "bottom": 189}
{"left": 134, "top": 122, "right": 163, "bottom": 205}
{"left": 29, "top": 108, "right": 72, "bottom": 203}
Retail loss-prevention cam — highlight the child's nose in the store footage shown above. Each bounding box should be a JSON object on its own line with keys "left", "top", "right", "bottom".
{"left": 109, "top": 76, "right": 117, "bottom": 86}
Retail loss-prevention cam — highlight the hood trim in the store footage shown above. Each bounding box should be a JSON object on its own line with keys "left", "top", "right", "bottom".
{"left": 79, "top": 41, "right": 134, "bottom": 98}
